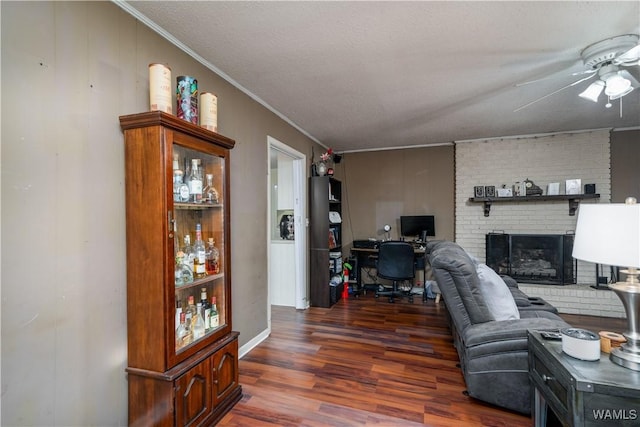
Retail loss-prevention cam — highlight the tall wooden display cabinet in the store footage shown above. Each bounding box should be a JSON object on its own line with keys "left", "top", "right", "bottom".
{"left": 119, "top": 112, "right": 241, "bottom": 426}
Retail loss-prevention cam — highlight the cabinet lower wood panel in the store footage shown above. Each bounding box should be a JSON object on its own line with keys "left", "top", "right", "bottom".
{"left": 127, "top": 332, "right": 242, "bottom": 427}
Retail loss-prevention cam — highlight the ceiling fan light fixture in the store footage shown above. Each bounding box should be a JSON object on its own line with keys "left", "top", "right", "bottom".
{"left": 609, "top": 85, "right": 634, "bottom": 100}
{"left": 605, "top": 74, "right": 632, "bottom": 97}
{"left": 579, "top": 80, "right": 605, "bottom": 102}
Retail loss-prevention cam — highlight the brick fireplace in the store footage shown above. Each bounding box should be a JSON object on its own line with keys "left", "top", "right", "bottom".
{"left": 454, "top": 129, "right": 624, "bottom": 318}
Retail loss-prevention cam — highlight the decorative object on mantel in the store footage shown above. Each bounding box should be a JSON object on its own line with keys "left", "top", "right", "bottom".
{"left": 585, "top": 183, "right": 596, "bottom": 194}
{"left": 547, "top": 182, "right": 560, "bottom": 195}
{"left": 565, "top": 178, "right": 581, "bottom": 195}
{"left": 497, "top": 185, "right": 512, "bottom": 197}
{"left": 474, "top": 186, "right": 485, "bottom": 198}
{"left": 523, "top": 178, "right": 543, "bottom": 196}
{"left": 572, "top": 197, "right": 640, "bottom": 371}
{"left": 513, "top": 181, "right": 521, "bottom": 197}
{"left": 485, "top": 186, "right": 496, "bottom": 197}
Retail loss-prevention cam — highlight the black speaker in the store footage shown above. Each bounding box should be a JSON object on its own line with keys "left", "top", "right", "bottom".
{"left": 585, "top": 183, "right": 596, "bottom": 194}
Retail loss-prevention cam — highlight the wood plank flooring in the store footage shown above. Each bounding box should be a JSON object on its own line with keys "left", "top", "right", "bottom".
{"left": 219, "top": 293, "right": 627, "bottom": 426}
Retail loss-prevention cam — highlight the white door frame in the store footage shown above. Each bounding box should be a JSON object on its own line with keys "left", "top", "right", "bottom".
{"left": 267, "top": 136, "right": 308, "bottom": 323}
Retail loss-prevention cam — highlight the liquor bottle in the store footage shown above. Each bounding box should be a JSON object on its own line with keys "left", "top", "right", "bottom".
{"left": 172, "top": 153, "right": 182, "bottom": 202}
{"left": 193, "top": 224, "right": 207, "bottom": 279}
{"left": 210, "top": 296, "right": 220, "bottom": 329}
{"left": 206, "top": 238, "right": 220, "bottom": 275}
{"left": 175, "top": 311, "right": 191, "bottom": 350}
{"left": 186, "top": 295, "right": 197, "bottom": 326}
{"left": 182, "top": 235, "right": 195, "bottom": 273}
{"left": 200, "top": 287, "right": 211, "bottom": 331}
{"left": 183, "top": 157, "right": 191, "bottom": 190}
{"left": 193, "top": 302, "right": 206, "bottom": 340}
{"left": 174, "top": 252, "right": 193, "bottom": 286}
{"left": 174, "top": 170, "right": 190, "bottom": 203}
{"left": 175, "top": 300, "right": 183, "bottom": 332}
{"left": 189, "top": 158, "right": 203, "bottom": 203}
{"left": 203, "top": 173, "right": 219, "bottom": 204}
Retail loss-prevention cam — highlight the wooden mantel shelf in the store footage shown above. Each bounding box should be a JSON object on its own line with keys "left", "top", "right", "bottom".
{"left": 468, "top": 193, "right": 600, "bottom": 217}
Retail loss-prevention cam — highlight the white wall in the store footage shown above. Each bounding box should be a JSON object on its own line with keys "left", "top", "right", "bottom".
{"left": 455, "top": 129, "right": 624, "bottom": 317}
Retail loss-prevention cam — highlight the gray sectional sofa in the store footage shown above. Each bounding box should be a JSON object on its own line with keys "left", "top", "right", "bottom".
{"left": 426, "top": 240, "right": 570, "bottom": 414}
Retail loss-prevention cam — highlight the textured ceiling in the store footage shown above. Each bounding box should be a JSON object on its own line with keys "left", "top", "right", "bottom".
{"left": 123, "top": 1, "right": 640, "bottom": 152}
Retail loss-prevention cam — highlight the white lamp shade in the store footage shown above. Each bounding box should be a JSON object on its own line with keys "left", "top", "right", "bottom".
{"left": 605, "top": 73, "right": 632, "bottom": 97}
{"left": 572, "top": 204, "right": 640, "bottom": 268}
{"left": 579, "top": 81, "right": 605, "bottom": 102}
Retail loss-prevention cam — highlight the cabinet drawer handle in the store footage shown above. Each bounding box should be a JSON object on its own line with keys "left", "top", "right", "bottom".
{"left": 542, "top": 374, "right": 554, "bottom": 383}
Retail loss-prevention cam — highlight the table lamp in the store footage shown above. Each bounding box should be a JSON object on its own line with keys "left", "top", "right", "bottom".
{"left": 572, "top": 197, "right": 640, "bottom": 370}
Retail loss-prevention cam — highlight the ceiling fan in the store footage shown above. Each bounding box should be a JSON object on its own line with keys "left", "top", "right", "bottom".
{"left": 514, "top": 34, "right": 640, "bottom": 112}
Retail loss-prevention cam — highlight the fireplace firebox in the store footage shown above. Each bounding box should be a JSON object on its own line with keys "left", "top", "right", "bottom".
{"left": 486, "top": 233, "right": 576, "bottom": 285}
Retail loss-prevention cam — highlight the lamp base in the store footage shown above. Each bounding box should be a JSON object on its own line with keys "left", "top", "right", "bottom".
{"left": 609, "top": 277, "right": 640, "bottom": 371}
{"left": 610, "top": 346, "right": 640, "bottom": 371}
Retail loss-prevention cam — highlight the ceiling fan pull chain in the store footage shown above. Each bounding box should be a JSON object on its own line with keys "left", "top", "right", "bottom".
{"left": 620, "top": 97, "right": 623, "bottom": 118}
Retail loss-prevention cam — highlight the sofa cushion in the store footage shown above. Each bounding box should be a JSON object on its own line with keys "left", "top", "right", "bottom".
{"left": 476, "top": 264, "right": 520, "bottom": 321}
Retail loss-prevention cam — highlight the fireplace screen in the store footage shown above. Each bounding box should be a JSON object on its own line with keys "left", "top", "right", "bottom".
{"left": 486, "top": 233, "right": 576, "bottom": 285}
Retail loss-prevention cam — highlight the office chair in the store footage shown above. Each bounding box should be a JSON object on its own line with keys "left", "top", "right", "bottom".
{"left": 375, "top": 241, "right": 416, "bottom": 303}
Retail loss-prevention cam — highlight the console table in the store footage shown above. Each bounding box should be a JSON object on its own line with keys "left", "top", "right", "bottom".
{"left": 528, "top": 330, "right": 640, "bottom": 426}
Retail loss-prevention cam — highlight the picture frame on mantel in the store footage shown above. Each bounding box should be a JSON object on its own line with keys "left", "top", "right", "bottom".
{"left": 485, "top": 186, "right": 496, "bottom": 197}
{"left": 565, "top": 179, "right": 581, "bottom": 195}
{"left": 497, "top": 187, "right": 512, "bottom": 197}
{"left": 548, "top": 182, "right": 560, "bottom": 195}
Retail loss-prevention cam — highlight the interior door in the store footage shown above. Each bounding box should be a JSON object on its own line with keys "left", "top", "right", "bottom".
{"left": 267, "top": 137, "right": 308, "bottom": 312}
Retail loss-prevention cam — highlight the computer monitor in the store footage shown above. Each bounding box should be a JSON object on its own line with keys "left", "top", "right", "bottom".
{"left": 400, "top": 215, "right": 435, "bottom": 241}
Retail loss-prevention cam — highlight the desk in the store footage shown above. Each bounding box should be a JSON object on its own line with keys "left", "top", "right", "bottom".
{"left": 350, "top": 245, "right": 427, "bottom": 296}
{"left": 528, "top": 330, "right": 640, "bottom": 426}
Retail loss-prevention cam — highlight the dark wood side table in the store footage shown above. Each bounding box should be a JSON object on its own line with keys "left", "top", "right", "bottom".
{"left": 528, "top": 330, "right": 640, "bottom": 426}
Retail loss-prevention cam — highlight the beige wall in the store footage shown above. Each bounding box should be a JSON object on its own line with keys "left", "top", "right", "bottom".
{"left": 611, "top": 129, "right": 640, "bottom": 203}
{"left": 335, "top": 145, "right": 455, "bottom": 248}
{"left": 1, "top": 2, "right": 320, "bottom": 425}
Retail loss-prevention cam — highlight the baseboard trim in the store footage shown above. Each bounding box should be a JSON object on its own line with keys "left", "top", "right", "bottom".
{"left": 239, "top": 327, "right": 271, "bottom": 359}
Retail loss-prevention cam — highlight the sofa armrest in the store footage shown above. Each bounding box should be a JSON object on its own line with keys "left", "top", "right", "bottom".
{"left": 500, "top": 275, "right": 519, "bottom": 288}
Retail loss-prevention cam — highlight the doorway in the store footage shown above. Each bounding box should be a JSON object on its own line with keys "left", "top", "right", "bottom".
{"left": 267, "top": 137, "right": 308, "bottom": 323}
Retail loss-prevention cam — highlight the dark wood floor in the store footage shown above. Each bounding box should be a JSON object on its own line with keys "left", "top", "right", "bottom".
{"left": 219, "top": 293, "right": 627, "bottom": 426}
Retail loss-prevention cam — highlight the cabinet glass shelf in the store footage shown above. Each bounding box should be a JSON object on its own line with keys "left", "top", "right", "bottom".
{"left": 175, "top": 202, "right": 223, "bottom": 210}
{"left": 175, "top": 273, "right": 225, "bottom": 291}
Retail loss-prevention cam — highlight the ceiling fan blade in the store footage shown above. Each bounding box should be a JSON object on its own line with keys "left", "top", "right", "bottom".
{"left": 514, "top": 73, "right": 597, "bottom": 112}
{"left": 515, "top": 69, "right": 596, "bottom": 87}
{"left": 614, "top": 44, "right": 640, "bottom": 65}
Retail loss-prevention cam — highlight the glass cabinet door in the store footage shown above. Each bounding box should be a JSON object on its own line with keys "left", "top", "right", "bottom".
{"left": 171, "top": 143, "right": 227, "bottom": 353}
